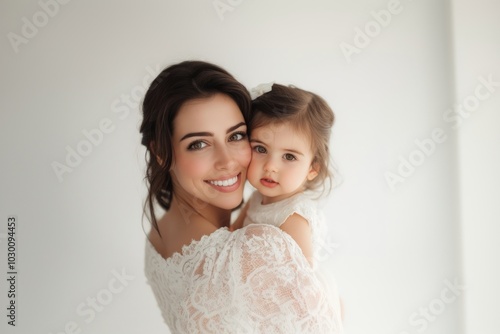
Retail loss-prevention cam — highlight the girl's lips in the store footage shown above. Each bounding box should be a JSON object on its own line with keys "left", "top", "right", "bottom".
{"left": 204, "top": 173, "right": 241, "bottom": 193}
{"left": 260, "top": 178, "right": 278, "bottom": 188}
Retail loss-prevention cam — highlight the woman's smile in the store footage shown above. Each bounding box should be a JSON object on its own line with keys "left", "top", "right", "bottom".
{"left": 205, "top": 173, "right": 242, "bottom": 192}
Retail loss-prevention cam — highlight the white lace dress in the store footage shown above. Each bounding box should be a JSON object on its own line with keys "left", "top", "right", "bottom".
{"left": 144, "top": 224, "right": 343, "bottom": 333}
{"left": 243, "top": 191, "right": 329, "bottom": 271}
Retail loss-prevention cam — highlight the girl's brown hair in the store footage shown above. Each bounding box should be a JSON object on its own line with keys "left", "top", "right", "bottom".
{"left": 139, "top": 61, "right": 251, "bottom": 236}
{"left": 251, "top": 83, "right": 334, "bottom": 194}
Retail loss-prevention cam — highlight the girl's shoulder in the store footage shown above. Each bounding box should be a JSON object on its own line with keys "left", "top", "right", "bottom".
{"left": 285, "top": 192, "right": 319, "bottom": 222}
{"left": 280, "top": 191, "right": 320, "bottom": 213}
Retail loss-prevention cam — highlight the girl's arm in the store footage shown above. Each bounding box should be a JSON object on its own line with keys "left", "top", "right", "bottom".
{"left": 280, "top": 214, "right": 314, "bottom": 267}
{"left": 230, "top": 200, "right": 250, "bottom": 231}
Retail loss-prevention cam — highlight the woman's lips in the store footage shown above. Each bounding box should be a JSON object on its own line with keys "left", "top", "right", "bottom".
{"left": 204, "top": 173, "right": 241, "bottom": 193}
{"left": 260, "top": 178, "right": 278, "bottom": 188}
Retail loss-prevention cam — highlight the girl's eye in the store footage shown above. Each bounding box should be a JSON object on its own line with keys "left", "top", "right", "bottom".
{"left": 253, "top": 145, "right": 266, "bottom": 154}
{"left": 229, "top": 131, "right": 247, "bottom": 142}
{"left": 187, "top": 141, "right": 207, "bottom": 151}
{"left": 284, "top": 153, "right": 296, "bottom": 161}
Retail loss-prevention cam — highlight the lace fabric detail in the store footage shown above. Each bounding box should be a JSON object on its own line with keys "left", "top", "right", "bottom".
{"left": 243, "top": 191, "right": 329, "bottom": 270}
{"left": 145, "top": 224, "right": 343, "bottom": 333}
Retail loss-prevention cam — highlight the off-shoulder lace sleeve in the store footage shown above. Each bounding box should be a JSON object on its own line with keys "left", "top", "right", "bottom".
{"left": 230, "top": 224, "right": 342, "bottom": 333}
{"left": 145, "top": 224, "right": 343, "bottom": 333}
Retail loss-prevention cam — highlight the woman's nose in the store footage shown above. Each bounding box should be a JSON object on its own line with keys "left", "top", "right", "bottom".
{"left": 214, "top": 145, "right": 237, "bottom": 170}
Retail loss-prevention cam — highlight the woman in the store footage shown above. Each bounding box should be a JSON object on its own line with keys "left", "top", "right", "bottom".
{"left": 140, "top": 61, "right": 342, "bottom": 333}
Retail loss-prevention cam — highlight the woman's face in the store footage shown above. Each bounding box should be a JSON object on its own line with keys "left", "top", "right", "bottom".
{"left": 170, "top": 93, "right": 251, "bottom": 211}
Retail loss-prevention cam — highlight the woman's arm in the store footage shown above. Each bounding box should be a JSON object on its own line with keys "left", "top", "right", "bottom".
{"left": 232, "top": 224, "right": 343, "bottom": 332}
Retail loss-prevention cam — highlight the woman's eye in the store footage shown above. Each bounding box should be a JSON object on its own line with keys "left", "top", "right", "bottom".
{"left": 284, "top": 153, "right": 296, "bottom": 161}
{"left": 253, "top": 145, "right": 266, "bottom": 154}
{"left": 229, "top": 132, "right": 247, "bottom": 142}
{"left": 187, "top": 141, "right": 207, "bottom": 151}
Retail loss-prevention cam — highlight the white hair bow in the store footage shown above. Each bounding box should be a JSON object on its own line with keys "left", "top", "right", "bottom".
{"left": 249, "top": 82, "right": 274, "bottom": 100}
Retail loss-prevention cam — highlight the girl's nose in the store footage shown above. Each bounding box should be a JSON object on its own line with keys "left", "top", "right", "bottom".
{"left": 263, "top": 157, "right": 277, "bottom": 173}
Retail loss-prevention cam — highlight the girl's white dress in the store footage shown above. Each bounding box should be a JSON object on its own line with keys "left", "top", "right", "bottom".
{"left": 242, "top": 191, "right": 329, "bottom": 271}
{"left": 144, "top": 223, "right": 343, "bottom": 333}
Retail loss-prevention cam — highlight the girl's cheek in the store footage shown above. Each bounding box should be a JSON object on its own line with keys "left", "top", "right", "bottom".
{"left": 232, "top": 142, "right": 251, "bottom": 167}
{"left": 247, "top": 156, "right": 256, "bottom": 171}
{"left": 243, "top": 147, "right": 252, "bottom": 166}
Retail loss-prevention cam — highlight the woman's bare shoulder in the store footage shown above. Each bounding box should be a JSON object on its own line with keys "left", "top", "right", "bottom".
{"left": 148, "top": 224, "right": 168, "bottom": 258}
{"left": 148, "top": 212, "right": 219, "bottom": 260}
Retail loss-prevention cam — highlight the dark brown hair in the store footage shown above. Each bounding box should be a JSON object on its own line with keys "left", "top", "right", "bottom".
{"left": 251, "top": 83, "right": 335, "bottom": 194}
{"left": 139, "top": 60, "right": 251, "bottom": 236}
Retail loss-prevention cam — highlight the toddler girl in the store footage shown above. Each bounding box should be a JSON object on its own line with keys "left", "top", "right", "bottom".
{"left": 233, "top": 83, "right": 335, "bottom": 270}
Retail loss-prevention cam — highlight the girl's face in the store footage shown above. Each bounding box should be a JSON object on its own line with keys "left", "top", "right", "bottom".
{"left": 247, "top": 123, "right": 318, "bottom": 205}
{"left": 170, "top": 94, "right": 251, "bottom": 211}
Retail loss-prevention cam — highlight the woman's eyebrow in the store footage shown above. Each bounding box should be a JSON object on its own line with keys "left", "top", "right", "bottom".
{"left": 180, "top": 122, "right": 246, "bottom": 142}
{"left": 226, "top": 122, "right": 246, "bottom": 133}
{"left": 180, "top": 131, "right": 213, "bottom": 141}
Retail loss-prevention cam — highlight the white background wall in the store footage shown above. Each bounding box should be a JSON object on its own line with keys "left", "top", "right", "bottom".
{"left": 0, "top": 0, "right": 498, "bottom": 333}
{"left": 451, "top": 0, "right": 500, "bottom": 333}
